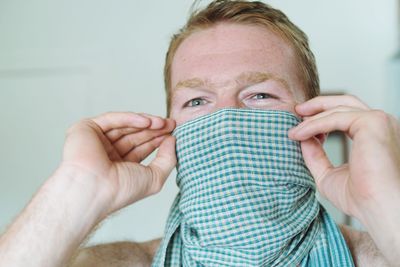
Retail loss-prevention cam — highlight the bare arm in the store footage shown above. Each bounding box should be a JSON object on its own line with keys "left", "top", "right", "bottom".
{"left": 0, "top": 113, "right": 176, "bottom": 267}
{"left": 339, "top": 225, "right": 390, "bottom": 267}
{"left": 69, "top": 239, "right": 161, "bottom": 267}
{"left": 0, "top": 166, "right": 106, "bottom": 267}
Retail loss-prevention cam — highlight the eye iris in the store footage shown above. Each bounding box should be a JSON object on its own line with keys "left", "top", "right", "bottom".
{"left": 191, "top": 99, "right": 203, "bottom": 106}
{"left": 255, "top": 93, "right": 268, "bottom": 99}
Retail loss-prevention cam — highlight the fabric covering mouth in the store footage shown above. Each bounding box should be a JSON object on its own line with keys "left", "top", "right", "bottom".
{"left": 153, "top": 108, "right": 354, "bottom": 267}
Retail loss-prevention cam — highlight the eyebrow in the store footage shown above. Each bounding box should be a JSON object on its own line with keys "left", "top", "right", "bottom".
{"left": 175, "top": 78, "right": 205, "bottom": 90}
{"left": 174, "top": 71, "right": 293, "bottom": 96}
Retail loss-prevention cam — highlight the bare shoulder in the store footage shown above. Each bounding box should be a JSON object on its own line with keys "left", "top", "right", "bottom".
{"left": 339, "top": 224, "right": 390, "bottom": 267}
{"left": 69, "top": 238, "right": 162, "bottom": 267}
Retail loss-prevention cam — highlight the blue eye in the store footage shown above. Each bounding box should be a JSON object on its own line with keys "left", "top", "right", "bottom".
{"left": 252, "top": 93, "right": 271, "bottom": 100}
{"left": 186, "top": 98, "right": 207, "bottom": 107}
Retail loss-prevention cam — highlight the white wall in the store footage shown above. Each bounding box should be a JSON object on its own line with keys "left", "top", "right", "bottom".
{"left": 0, "top": 0, "right": 397, "bottom": 245}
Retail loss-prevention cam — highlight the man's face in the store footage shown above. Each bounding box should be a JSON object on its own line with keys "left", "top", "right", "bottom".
{"left": 169, "top": 23, "right": 306, "bottom": 126}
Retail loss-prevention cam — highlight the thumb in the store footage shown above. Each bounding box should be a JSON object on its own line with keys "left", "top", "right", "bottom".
{"left": 301, "top": 137, "right": 333, "bottom": 197}
{"left": 147, "top": 135, "right": 177, "bottom": 195}
{"left": 301, "top": 137, "right": 351, "bottom": 214}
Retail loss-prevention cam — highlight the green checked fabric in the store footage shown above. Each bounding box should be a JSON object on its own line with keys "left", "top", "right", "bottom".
{"left": 152, "top": 108, "right": 354, "bottom": 267}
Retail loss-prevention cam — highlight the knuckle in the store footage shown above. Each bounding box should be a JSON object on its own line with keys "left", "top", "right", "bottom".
{"left": 345, "top": 94, "right": 362, "bottom": 104}
{"left": 149, "top": 167, "right": 163, "bottom": 194}
{"left": 345, "top": 94, "right": 363, "bottom": 106}
{"left": 360, "top": 110, "right": 393, "bottom": 137}
{"left": 106, "top": 129, "right": 118, "bottom": 139}
{"left": 65, "top": 118, "right": 91, "bottom": 135}
{"left": 94, "top": 112, "right": 110, "bottom": 121}
{"left": 113, "top": 128, "right": 126, "bottom": 138}
{"left": 370, "top": 109, "right": 390, "bottom": 124}
{"left": 345, "top": 94, "right": 369, "bottom": 109}
{"left": 126, "top": 135, "right": 138, "bottom": 147}
{"left": 346, "top": 94, "right": 359, "bottom": 101}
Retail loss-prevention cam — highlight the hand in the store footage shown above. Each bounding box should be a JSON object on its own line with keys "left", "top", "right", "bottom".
{"left": 288, "top": 95, "right": 400, "bottom": 264}
{"left": 288, "top": 95, "right": 400, "bottom": 219}
{"left": 61, "top": 112, "right": 177, "bottom": 217}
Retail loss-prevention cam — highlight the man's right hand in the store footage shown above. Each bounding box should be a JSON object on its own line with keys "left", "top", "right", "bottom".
{"left": 0, "top": 112, "right": 176, "bottom": 267}
{"left": 61, "top": 112, "right": 177, "bottom": 218}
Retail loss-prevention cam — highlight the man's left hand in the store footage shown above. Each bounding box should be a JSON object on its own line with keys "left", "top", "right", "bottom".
{"left": 288, "top": 94, "right": 400, "bottom": 264}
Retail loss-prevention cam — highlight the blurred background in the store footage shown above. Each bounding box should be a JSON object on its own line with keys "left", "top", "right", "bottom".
{"left": 0, "top": 0, "right": 398, "bottom": 245}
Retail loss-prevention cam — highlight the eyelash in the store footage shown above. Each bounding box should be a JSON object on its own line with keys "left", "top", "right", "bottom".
{"left": 250, "top": 93, "right": 273, "bottom": 100}
{"left": 183, "top": 93, "right": 276, "bottom": 108}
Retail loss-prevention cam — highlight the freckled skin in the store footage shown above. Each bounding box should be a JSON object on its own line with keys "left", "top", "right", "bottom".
{"left": 169, "top": 23, "right": 306, "bottom": 126}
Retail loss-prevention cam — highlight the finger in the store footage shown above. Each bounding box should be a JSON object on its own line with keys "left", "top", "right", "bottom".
{"left": 140, "top": 113, "right": 171, "bottom": 130}
{"left": 92, "top": 112, "right": 151, "bottom": 132}
{"left": 300, "top": 105, "right": 361, "bottom": 122}
{"left": 115, "top": 129, "right": 171, "bottom": 156}
{"left": 114, "top": 119, "right": 175, "bottom": 156}
{"left": 301, "top": 137, "right": 350, "bottom": 213}
{"left": 105, "top": 118, "right": 175, "bottom": 143}
{"left": 300, "top": 137, "right": 333, "bottom": 189}
{"left": 123, "top": 135, "right": 167, "bottom": 162}
{"left": 290, "top": 106, "right": 361, "bottom": 135}
{"left": 90, "top": 125, "right": 123, "bottom": 161}
{"left": 146, "top": 136, "right": 177, "bottom": 195}
{"left": 289, "top": 111, "right": 363, "bottom": 140}
{"left": 106, "top": 127, "right": 143, "bottom": 143}
{"left": 296, "top": 95, "right": 370, "bottom": 116}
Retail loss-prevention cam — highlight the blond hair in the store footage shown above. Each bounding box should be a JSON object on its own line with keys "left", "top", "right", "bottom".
{"left": 164, "top": 0, "right": 320, "bottom": 115}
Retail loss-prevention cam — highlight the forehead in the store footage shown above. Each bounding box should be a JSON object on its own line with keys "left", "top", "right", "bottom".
{"left": 170, "top": 23, "right": 303, "bottom": 98}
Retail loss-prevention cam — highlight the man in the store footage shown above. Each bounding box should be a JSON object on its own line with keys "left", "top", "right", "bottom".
{"left": 0, "top": 0, "right": 399, "bottom": 266}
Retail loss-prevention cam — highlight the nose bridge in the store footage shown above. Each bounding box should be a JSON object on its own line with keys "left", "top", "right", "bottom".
{"left": 217, "top": 97, "right": 239, "bottom": 109}
{"left": 215, "top": 87, "right": 242, "bottom": 110}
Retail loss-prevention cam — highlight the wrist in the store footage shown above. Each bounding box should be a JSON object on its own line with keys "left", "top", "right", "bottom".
{"left": 355, "top": 191, "right": 400, "bottom": 264}
{"left": 356, "top": 188, "right": 400, "bottom": 228}
{"left": 0, "top": 165, "right": 113, "bottom": 267}
{"left": 49, "top": 164, "right": 114, "bottom": 222}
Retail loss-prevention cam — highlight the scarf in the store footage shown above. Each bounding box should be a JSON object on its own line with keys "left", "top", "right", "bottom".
{"left": 152, "top": 108, "right": 354, "bottom": 267}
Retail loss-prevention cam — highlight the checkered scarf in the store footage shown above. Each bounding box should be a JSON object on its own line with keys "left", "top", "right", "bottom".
{"left": 152, "top": 108, "right": 354, "bottom": 267}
